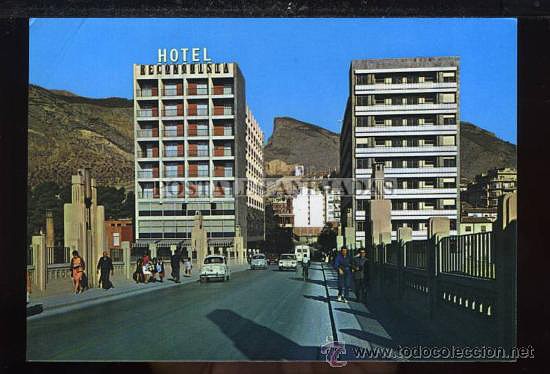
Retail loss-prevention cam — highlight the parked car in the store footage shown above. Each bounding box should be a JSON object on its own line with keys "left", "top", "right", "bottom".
{"left": 250, "top": 254, "right": 268, "bottom": 270}
{"left": 278, "top": 254, "right": 297, "bottom": 271}
{"left": 200, "top": 255, "right": 231, "bottom": 282}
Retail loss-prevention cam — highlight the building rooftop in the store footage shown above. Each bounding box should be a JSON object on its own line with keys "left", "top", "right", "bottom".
{"left": 351, "top": 56, "right": 459, "bottom": 70}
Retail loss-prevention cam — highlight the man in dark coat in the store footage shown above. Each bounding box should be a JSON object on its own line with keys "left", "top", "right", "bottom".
{"left": 97, "top": 251, "right": 114, "bottom": 290}
{"left": 352, "top": 248, "right": 368, "bottom": 302}
{"left": 333, "top": 246, "right": 353, "bottom": 303}
{"left": 170, "top": 248, "right": 184, "bottom": 283}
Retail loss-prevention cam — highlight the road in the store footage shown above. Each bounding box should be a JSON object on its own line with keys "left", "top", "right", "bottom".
{"left": 27, "top": 262, "right": 335, "bottom": 361}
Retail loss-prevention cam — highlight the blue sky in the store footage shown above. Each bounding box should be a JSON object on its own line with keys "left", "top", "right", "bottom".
{"left": 29, "top": 18, "right": 517, "bottom": 143}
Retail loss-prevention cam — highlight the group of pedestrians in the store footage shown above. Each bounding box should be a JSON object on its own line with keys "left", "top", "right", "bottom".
{"left": 333, "top": 246, "right": 368, "bottom": 303}
{"left": 133, "top": 252, "right": 166, "bottom": 284}
{"left": 69, "top": 250, "right": 115, "bottom": 294}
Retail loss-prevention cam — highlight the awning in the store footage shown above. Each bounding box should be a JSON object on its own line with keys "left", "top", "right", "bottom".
{"left": 207, "top": 238, "right": 234, "bottom": 246}
{"left": 133, "top": 239, "right": 157, "bottom": 248}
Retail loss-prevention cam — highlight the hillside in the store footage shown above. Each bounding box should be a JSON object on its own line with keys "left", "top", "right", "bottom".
{"left": 264, "top": 117, "right": 340, "bottom": 176}
{"left": 28, "top": 84, "right": 134, "bottom": 189}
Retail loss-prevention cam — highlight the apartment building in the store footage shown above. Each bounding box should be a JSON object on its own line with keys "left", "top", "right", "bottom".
{"left": 340, "top": 57, "right": 460, "bottom": 244}
{"left": 245, "top": 107, "right": 265, "bottom": 244}
{"left": 133, "top": 62, "right": 264, "bottom": 253}
{"left": 323, "top": 185, "right": 341, "bottom": 226}
{"left": 462, "top": 167, "right": 517, "bottom": 208}
{"left": 292, "top": 186, "right": 325, "bottom": 243}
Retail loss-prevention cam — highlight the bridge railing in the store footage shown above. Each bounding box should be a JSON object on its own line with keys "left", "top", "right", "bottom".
{"left": 367, "top": 192, "right": 516, "bottom": 349}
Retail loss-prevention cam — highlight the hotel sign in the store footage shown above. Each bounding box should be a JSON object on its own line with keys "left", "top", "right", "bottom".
{"left": 157, "top": 48, "right": 212, "bottom": 63}
{"left": 139, "top": 48, "right": 229, "bottom": 75}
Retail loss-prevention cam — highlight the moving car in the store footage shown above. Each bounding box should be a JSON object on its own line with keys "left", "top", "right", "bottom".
{"left": 200, "top": 255, "right": 231, "bottom": 282}
{"left": 250, "top": 254, "right": 268, "bottom": 270}
{"left": 278, "top": 253, "right": 297, "bottom": 271}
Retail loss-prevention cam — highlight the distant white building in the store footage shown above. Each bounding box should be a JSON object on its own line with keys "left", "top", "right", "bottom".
{"left": 323, "top": 186, "right": 341, "bottom": 224}
{"left": 292, "top": 186, "right": 325, "bottom": 244}
{"left": 294, "top": 165, "right": 304, "bottom": 177}
{"left": 293, "top": 186, "right": 325, "bottom": 228}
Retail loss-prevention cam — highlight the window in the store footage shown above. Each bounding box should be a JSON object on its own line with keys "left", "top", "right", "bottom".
{"left": 357, "top": 221, "right": 366, "bottom": 231}
{"left": 441, "top": 93, "right": 456, "bottom": 103}
{"left": 480, "top": 225, "right": 487, "bottom": 232}
{"left": 465, "top": 225, "right": 472, "bottom": 232}
{"left": 442, "top": 71, "right": 456, "bottom": 82}
{"left": 356, "top": 74, "right": 369, "bottom": 85}
{"left": 442, "top": 157, "right": 456, "bottom": 167}
{"left": 112, "top": 232, "right": 120, "bottom": 247}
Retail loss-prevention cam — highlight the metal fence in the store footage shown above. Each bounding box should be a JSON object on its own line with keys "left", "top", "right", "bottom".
{"left": 47, "top": 246, "right": 70, "bottom": 265}
{"left": 110, "top": 248, "right": 124, "bottom": 262}
{"left": 404, "top": 240, "right": 428, "bottom": 269}
{"left": 439, "top": 232, "right": 495, "bottom": 279}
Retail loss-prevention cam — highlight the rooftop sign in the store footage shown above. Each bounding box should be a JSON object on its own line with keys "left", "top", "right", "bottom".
{"left": 158, "top": 48, "right": 212, "bottom": 64}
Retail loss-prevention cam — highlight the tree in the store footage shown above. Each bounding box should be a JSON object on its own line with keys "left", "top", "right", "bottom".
{"left": 317, "top": 223, "right": 337, "bottom": 253}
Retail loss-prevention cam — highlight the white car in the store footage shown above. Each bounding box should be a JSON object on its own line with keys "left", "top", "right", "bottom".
{"left": 200, "top": 255, "right": 231, "bottom": 282}
{"left": 250, "top": 254, "right": 268, "bottom": 270}
{"left": 278, "top": 254, "right": 297, "bottom": 271}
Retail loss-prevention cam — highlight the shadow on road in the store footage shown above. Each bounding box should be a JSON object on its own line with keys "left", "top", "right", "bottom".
{"left": 333, "top": 307, "right": 375, "bottom": 320}
{"left": 207, "top": 309, "right": 320, "bottom": 360}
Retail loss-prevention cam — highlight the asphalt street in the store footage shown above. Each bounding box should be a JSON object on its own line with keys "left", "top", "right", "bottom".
{"left": 27, "top": 262, "right": 334, "bottom": 361}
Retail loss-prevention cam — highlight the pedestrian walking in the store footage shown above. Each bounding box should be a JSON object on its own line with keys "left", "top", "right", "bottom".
{"left": 352, "top": 248, "right": 368, "bottom": 302}
{"left": 133, "top": 258, "right": 144, "bottom": 283}
{"left": 155, "top": 257, "right": 165, "bottom": 282}
{"left": 333, "top": 246, "right": 352, "bottom": 303}
{"left": 301, "top": 254, "right": 310, "bottom": 281}
{"left": 97, "top": 251, "right": 114, "bottom": 290}
{"left": 170, "top": 249, "right": 184, "bottom": 282}
{"left": 184, "top": 257, "right": 192, "bottom": 276}
{"left": 70, "top": 250, "right": 86, "bottom": 294}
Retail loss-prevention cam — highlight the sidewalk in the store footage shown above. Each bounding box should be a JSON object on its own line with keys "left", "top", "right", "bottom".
{"left": 28, "top": 261, "right": 250, "bottom": 320}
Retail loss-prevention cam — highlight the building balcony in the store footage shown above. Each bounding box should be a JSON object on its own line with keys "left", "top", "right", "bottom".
{"left": 356, "top": 145, "right": 457, "bottom": 157}
{"left": 164, "top": 170, "right": 184, "bottom": 178}
{"left": 164, "top": 150, "right": 185, "bottom": 158}
{"left": 135, "top": 88, "right": 158, "bottom": 98}
{"left": 212, "top": 86, "right": 233, "bottom": 96}
{"left": 136, "top": 109, "right": 159, "bottom": 118}
{"left": 213, "top": 107, "right": 234, "bottom": 116}
{"left": 161, "top": 88, "right": 183, "bottom": 97}
{"left": 188, "top": 129, "right": 209, "bottom": 137}
{"left": 213, "top": 148, "right": 233, "bottom": 157}
{"left": 187, "top": 109, "right": 209, "bottom": 117}
{"left": 137, "top": 170, "right": 159, "bottom": 179}
{"left": 188, "top": 88, "right": 209, "bottom": 96}
{"left": 356, "top": 125, "right": 457, "bottom": 137}
{"left": 356, "top": 167, "right": 458, "bottom": 178}
{"left": 136, "top": 129, "right": 159, "bottom": 138}
{"left": 163, "top": 129, "right": 184, "bottom": 137}
{"left": 188, "top": 149, "right": 209, "bottom": 157}
{"left": 162, "top": 108, "right": 184, "bottom": 117}
{"left": 214, "top": 169, "right": 234, "bottom": 178}
{"left": 355, "top": 81, "right": 457, "bottom": 94}
{"left": 188, "top": 170, "right": 210, "bottom": 178}
{"left": 355, "top": 103, "right": 457, "bottom": 115}
{"left": 137, "top": 150, "right": 159, "bottom": 159}
{"left": 137, "top": 191, "right": 160, "bottom": 199}
{"left": 213, "top": 127, "right": 234, "bottom": 137}
{"left": 355, "top": 187, "right": 458, "bottom": 199}
{"left": 390, "top": 209, "right": 458, "bottom": 219}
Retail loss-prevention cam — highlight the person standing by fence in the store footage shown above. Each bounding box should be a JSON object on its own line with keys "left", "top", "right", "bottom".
{"left": 334, "top": 246, "right": 352, "bottom": 303}
{"left": 97, "top": 251, "right": 114, "bottom": 290}
{"left": 352, "top": 248, "right": 367, "bottom": 302}
{"left": 70, "top": 250, "right": 85, "bottom": 294}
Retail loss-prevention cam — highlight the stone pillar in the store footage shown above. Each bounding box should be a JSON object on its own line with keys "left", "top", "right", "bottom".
{"left": 32, "top": 233, "right": 47, "bottom": 291}
{"left": 397, "top": 227, "right": 413, "bottom": 300}
{"left": 191, "top": 213, "right": 208, "bottom": 266}
{"left": 427, "top": 217, "right": 450, "bottom": 318}
{"left": 495, "top": 192, "right": 517, "bottom": 351}
{"left": 121, "top": 241, "right": 131, "bottom": 280}
{"left": 46, "top": 210, "right": 55, "bottom": 248}
{"left": 149, "top": 243, "right": 157, "bottom": 259}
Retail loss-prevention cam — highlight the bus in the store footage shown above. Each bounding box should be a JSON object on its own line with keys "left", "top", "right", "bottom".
{"left": 295, "top": 245, "right": 311, "bottom": 263}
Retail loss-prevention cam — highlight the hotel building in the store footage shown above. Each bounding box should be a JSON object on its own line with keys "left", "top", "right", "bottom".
{"left": 245, "top": 107, "right": 265, "bottom": 244}
{"left": 133, "top": 62, "right": 264, "bottom": 254}
{"left": 462, "top": 167, "right": 517, "bottom": 209}
{"left": 340, "top": 57, "right": 460, "bottom": 244}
